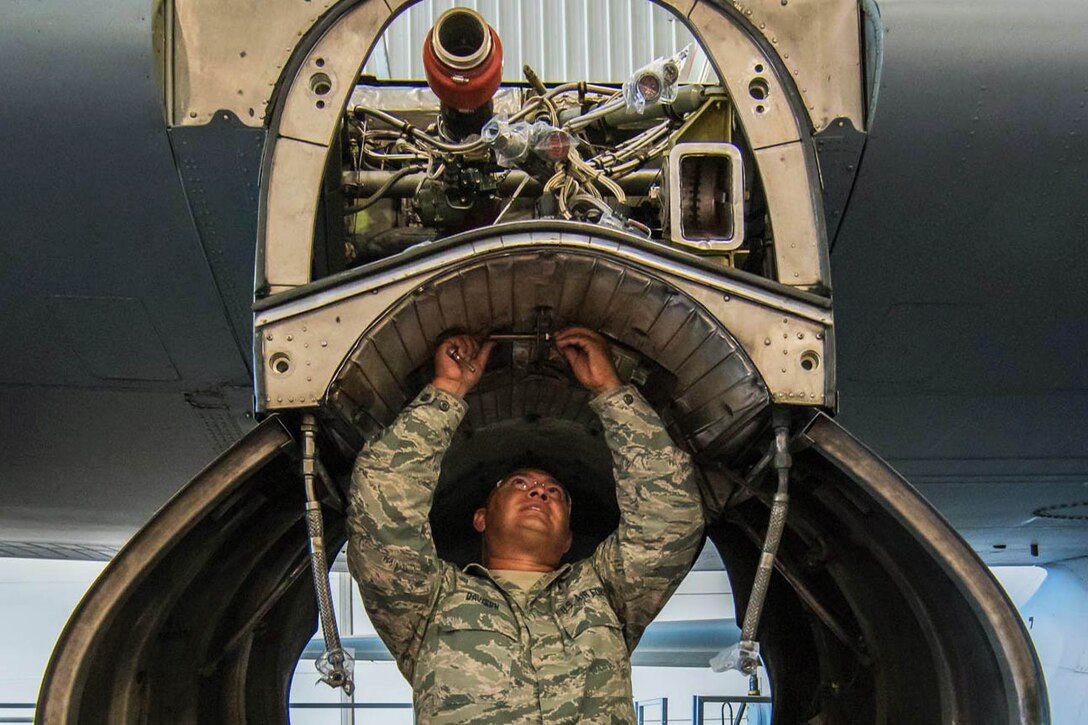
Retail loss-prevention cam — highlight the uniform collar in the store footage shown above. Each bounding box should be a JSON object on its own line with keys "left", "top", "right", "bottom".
{"left": 463, "top": 561, "right": 574, "bottom": 595}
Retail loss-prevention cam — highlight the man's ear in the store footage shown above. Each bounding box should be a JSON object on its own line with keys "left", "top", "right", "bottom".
{"left": 562, "top": 530, "right": 573, "bottom": 555}
{"left": 473, "top": 507, "right": 487, "bottom": 533}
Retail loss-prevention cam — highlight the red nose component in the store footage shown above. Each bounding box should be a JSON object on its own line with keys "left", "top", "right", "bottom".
{"left": 423, "top": 8, "right": 504, "bottom": 112}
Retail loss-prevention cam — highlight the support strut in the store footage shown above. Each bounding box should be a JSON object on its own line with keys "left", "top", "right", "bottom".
{"left": 301, "top": 414, "right": 355, "bottom": 695}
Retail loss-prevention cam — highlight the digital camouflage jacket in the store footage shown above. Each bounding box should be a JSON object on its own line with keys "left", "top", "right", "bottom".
{"left": 347, "top": 383, "right": 703, "bottom": 724}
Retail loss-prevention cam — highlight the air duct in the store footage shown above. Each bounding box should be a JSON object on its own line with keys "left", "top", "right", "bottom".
{"left": 422, "top": 8, "right": 503, "bottom": 138}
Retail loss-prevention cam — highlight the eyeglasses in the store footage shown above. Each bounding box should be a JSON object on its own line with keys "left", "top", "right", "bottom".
{"left": 495, "top": 474, "right": 570, "bottom": 506}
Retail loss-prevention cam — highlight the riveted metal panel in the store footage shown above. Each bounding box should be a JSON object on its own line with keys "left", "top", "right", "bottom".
{"left": 255, "top": 228, "right": 832, "bottom": 415}
{"left": 277, "top": 1, "right": 391, "bottom": 147}
{"left": 755, "top": 141, "right": 828, "bottom": 289}
{"left": 263, "top": 139, "right": 328, "bottom": 291}
{"left": 687, "top": 1, "right": 801, "bottom": 150}
{"left": 166, "top": 0, "right": 342, "bottom": 127}
{"left": 723, "top": 0, "right": 864, "bottom": 132}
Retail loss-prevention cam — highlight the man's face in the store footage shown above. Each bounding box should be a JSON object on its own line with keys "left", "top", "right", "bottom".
{"left": 473, "top": 468, "right": 573, "bottom": 566}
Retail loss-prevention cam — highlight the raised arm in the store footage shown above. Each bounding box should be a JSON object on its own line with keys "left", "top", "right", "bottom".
{"left": 346, "top": 334, "right": 493, "bottom": 679}
{"left": 556, "top": 327, "right": 703, "bottom": 651}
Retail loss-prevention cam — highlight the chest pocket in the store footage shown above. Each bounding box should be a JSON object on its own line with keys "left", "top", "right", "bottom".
{"left": 560, "top": 588, "right": 625, "bottom": 655}
{"left": 430, "top": 588, "right": 519, "bottom": 698}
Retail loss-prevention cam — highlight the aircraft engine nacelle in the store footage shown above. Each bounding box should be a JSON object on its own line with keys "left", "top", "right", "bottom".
{"left": 37, "top": 2, "right": 1049, "bottom": 724}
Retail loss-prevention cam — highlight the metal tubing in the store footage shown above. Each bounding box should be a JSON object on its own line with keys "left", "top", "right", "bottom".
{"left": 737, "top": 408, "right": 792, "bottom": 673}
{"left": 351, "top": 105, "right": 486, "bottom": 153}
{"left": 560, "top": 85, "right": 718, "bottom": 130}
{"left": 343, "top": 165, "right": 425, "bottom": 215}
{"left": 341, "top": 169, "right": 660, "bottom": 199}
{"left": 302, "top": 414, "right": 354, "bottom": 695}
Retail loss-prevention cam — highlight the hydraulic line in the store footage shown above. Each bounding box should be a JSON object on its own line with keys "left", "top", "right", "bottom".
{"left": 343, "top": 164, "right": 426, "bottom": 215}
{"left": 737, "top": 407, "right": 792, "bottom": 674}
{"left": 301, "top": 414, "right": 354, "bottom": 695}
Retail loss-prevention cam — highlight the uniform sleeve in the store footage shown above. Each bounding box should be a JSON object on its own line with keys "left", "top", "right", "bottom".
{"left": 589, "top": 385, "right": 704, "bottom": 652}
{"left": 346, "top": 384, "right": 466, "bottom": 680}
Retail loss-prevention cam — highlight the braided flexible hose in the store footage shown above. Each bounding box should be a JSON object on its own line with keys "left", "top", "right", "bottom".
{"left": 738, "top": 414, "right": 792, "bottom": 674}
{"left": 301, "top": 415, "right": 354, "bottom": 695}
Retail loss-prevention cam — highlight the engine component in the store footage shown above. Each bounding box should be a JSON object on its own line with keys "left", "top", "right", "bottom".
{"left": 343, "top": 168, "right": 660, "bottom": 199}
{"left": 622, "top": 45, "right": 690, "bottom": 113}
{"left": 556, "top": 85, "right": 721, "bottom": 131}
{"left": 737, "top": 408, "right": 792, "bottom": 675}
{"left": 481, "top": 115, "right": 531, "bottom": 166}
{"left": 423, "top": 7, "right": 503, "bottom": 138}
{"left": 414, "top": 164, "right": 500, "bottom": 231}
{"left": 482, "top": 115, "right": 573, "bottom": 168}
{"left": 661, "top": 142, "right": 745, "bottom": 251}
{"left": 532, "top": 123, "right": 572, "bottom": 163}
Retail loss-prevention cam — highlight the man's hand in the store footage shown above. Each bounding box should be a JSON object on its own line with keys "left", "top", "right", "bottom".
{"left": 433, "top": 334, "right": 495, "bottom": 399}
{"left": 555, "top": 327, "right": 621, "bottom": 396}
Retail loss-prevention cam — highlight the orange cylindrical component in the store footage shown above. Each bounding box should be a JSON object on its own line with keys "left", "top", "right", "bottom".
{"left": 423, "top": 8, "right": 504, "bottom": 112}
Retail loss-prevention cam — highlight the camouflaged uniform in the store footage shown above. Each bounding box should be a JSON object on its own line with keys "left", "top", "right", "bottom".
{"left": 347, "top": 383, "right": 703, "bottom": 724}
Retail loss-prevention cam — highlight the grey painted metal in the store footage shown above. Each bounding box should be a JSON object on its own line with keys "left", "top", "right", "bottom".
{"left": 0, "top": 543, "right": 118, "bottom": 562}
{"left": 168, "top": 114, "right": 266, "bottom": 359}
{"left": 829, "top": 0, "right": 1088, "bottom": 566}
